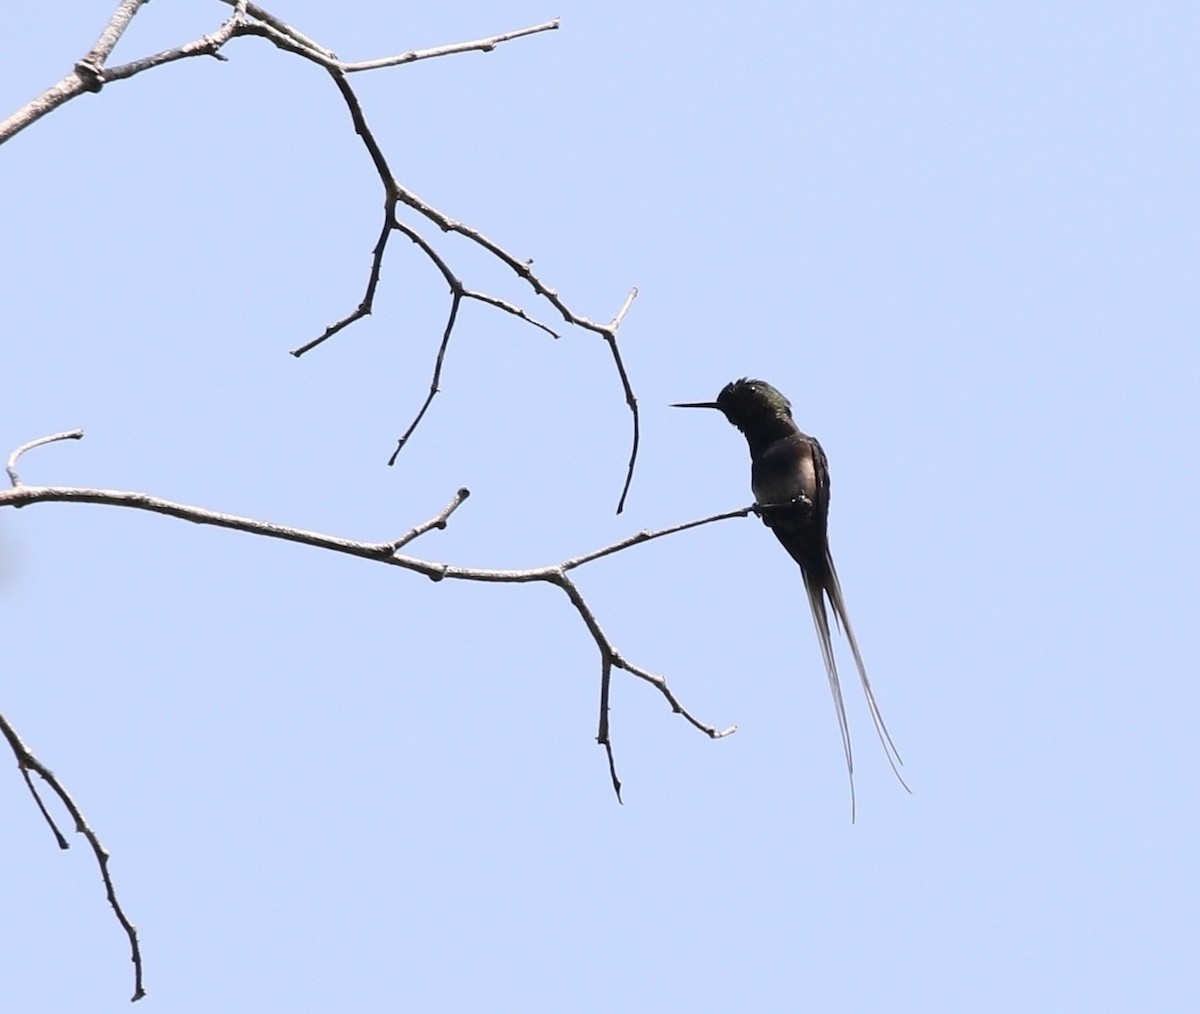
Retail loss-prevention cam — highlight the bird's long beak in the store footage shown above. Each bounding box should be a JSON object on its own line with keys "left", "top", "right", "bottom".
{"left": 670, "top": 400, "right": 722, "bottom": 410}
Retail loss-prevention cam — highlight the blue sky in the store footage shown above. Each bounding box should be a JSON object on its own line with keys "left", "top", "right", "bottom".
{"left": 3, "top": 2, "right": 1198, "bottom": 1011}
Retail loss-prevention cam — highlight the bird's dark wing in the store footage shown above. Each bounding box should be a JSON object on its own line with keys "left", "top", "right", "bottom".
{"left": 806, "top": 431, "right": 832, "bottom": 524}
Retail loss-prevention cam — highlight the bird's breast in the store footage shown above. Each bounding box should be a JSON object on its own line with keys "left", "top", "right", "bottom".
{"left": 751, "top": 439, "right": 816, "bottom": 506}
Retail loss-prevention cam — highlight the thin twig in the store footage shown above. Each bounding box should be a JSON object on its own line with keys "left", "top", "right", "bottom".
{"left": 387, "top": 290, "right": 462, "bottom": 465}
{"left": 2, "top": 4, "right": 640, "bottom": 509}
{"left": 0, "top": 712, "right": 146, "bottom": 1002}
{"left": 465, "top": 292, "right": 559, "bottom": 339}
{"left": 392, "top": 177, "right": 644, "bottom": 510}
{"left": 99, "top": 1, "right": 249, "bottom": 82}
{"left": 230, "top": 2, "right": 336, "bottom": 60}
{"left": 221, "top": 6, "right": 558, "bottom": 70}
{"left": 376, "top": 219, "right": 556, "bottom": 466}
{"left": 596, "top": 657, "right": 622, "bottom": 801}
{"left": 607, "top": 289, "right": 640, "bottom": 513}
{"left": 383, "top": 219, "right": 469, "bottom": 465}
{"left": 1, "top": 432, "right": 746, "bottom": 783}
{"left": 339, "top": 20, "right": 560, "bottom": 72}
{"left": 390, "top": 488, "right": 471, "bottom": 550}
{"left": 4, "top": 5, "right": 644, "bottom": 998}
{"left": 289, "top": 217, "right": 393, "bottom": 357}
{"left": 6, "top": 428, "right": 84, "bottom": 487}
{"left": 561, "top": 506, "right": 758, "bottom": 570}
{"left": 247, "top": 16, "right": 640, "bottom": 505}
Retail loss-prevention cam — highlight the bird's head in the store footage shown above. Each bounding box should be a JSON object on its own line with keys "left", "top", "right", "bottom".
{"left": 672, "top": 378, "right": 794, "bottom": 439}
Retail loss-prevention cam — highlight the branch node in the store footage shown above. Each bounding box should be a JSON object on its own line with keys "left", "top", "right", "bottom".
{"left": 74, "top": 60, "right": 105, "bottom": 92}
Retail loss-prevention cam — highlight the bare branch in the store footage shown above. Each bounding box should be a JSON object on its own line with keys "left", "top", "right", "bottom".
{"left": 596, "top": 656, "right": 623, "bottom": 802}
{"left": 6, "top": 428, "right": 84, "bottom": 487}
{"left": 2, "top": 5, "right": 546, "bottom": 145}
{"left": 78, "top": 0, "right": 151, "bottom": 73}
{"left": 227, "top": 2, "right": 336, "bottom": 60}
{"left": 1, "top": 433, "right": 743, "bottom": 790}
{"left": 464, "top": 292, "right": 559, "bottom": 339}
{"left": 242, "top": 13, "right": 640, "bottom": 504}
{"left": 289, "top": 217, "right": 393, "bottom": 357}
{"left": 278, "top": 53, "right": 615, "bottom": 490}
{"left": 226, "top": 9, "right": 558, "bottom": 73}
{"left": 372, "top": 218, "right": 553, "bottom": 466}
{"left": 339, "top": 20, "right": 560, "bottom": 73}
{"left": 288, "top": 76, "right": 577, "bottom": 481}
{"left": 0, "top": 2, "right": 248, "bottom": 142}
{"left": 2, "top": 6, "right": 642, "bottom": 509}
{"left": 611, "top": 655, "right": 737, "bottom": 741}
{"left": 0, "top": 449, "right": 745, "bottom": 605}
{"left": 379, "top": 219, "right": 471, "bottom": 463}
{"left": 390, "top": 180, "right": 643, "bottom": 509}
{"left": 0, "top": 72, "right": 95, "bottom": 144}
{"left": 99, "top": 1, "right": 251, "bottom": 84}
{"left": 5, "top": 5, "right": 650, "bottom": 998}
{"left": 324, "top": 68, "right": 396, "bottom": 188}
{"left": 561, "top": 506, "right": 759, "bottom": 571}
{"left": 606, "top": 289, "right": 641, "bottom": 514}
{"left": 388, "top": 285, "right": 463, "bottom": 466}
{"left": 390, "top": 488, "right": 471, "bottom": 550}
{"left": 1, "top": 712, "right": 146, "bottom": 1002}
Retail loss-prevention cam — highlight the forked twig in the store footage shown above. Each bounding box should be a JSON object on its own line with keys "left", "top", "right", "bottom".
{"left": 3, "top": 432, "right": 742, "bottom": 803}
{"left": 3, "top": 4, "right": 649, "bottom": 998}
{"left": 3, "top": 5, "right": 639, "bottom": 509}
{"left": 0, "top": 712, "right": 145, "bottom": 1002}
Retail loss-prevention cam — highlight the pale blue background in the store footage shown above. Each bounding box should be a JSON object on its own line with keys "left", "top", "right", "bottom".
{"left": 3, "top": 2, "right": 1198, "bottom": 1011}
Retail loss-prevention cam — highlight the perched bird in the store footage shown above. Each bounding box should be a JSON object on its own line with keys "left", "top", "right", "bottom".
{"left": 673, "top": 378, "right": 907, "bottom": 817}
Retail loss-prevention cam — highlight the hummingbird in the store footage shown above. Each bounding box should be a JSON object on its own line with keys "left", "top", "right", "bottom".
{"left": 673, "top": 378, "right": 907, "bottom": 817}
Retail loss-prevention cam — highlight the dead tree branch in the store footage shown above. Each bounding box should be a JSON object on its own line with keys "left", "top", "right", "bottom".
{"left": 0, "top": 712, "right": 146, "bottom": 1002}
{"left": 2, "top": 429, "right": 742, "bottom": 995}
{"left": 1, "top": 4, "right": 640, "bottom": 511}
{"left": 2, "top": 433, "right": 740, "bottom": 745}
{"left": 4, "top": 5, "right": 655, "bottom": 998}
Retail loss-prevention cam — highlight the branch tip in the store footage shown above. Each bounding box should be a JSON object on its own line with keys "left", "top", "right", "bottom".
{"left": 604, "top": 742, "right": 624, "bottom": 804}
{"left": 7, "top": 429, "right": 85, "bottom": 487}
